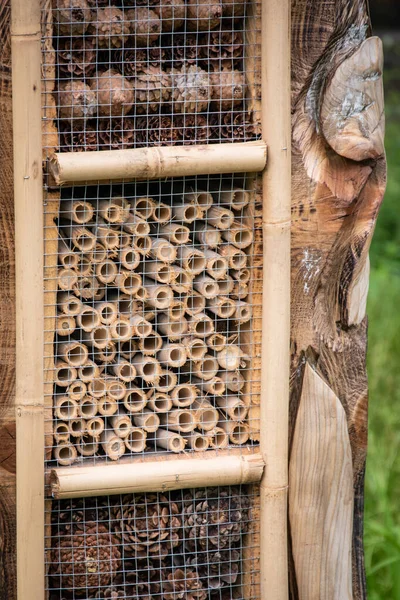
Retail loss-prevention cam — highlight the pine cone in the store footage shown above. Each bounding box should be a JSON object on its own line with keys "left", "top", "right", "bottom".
{"left": 94, "top": 586, "right": 127, "bottom": 599}
{"left": 113, "top": 493, "right": 181, "bottom": 557}
{"left": 57, "top": 36, "right": 97, "bottom": 78}
{"left": 52, "top": 0, "right": 92, "bottom": 36}
{"left": 95, "top": 69, "right": 135, "bottom": 117}
{"left": 136, "top": 115, "right": 179, "bottom": 146}
{"left": 186, "top": 549, "right": 240, "bottom": 590}
{"left": 199, "top": 29, "right": 244, "bottom": 70}
{"left": 219, "top": 110, "right": 258, "bottom": 141}
{"left": 183, "top": 487, "right": 250, "bottom": 552}
{"left": 127, "top": 8, "right": 161, "bottom": 47}
{"left": 115, "top": 47, "right": 166, "bottom": 78}
{"left": 91, "top": 7, "right": 130, "bottom": 49}
{"left": 49, "top": 523, "right": 121, "bottom": 592}
{"left": 115, "top": 557, "right": 164, "bottom": 599}
{"left": 187, "top": 0, "right": 222, "bottom": 31}
{"left": 131, "top": 66, "right": 171, "bottom": 114}
{"left": 154, "top": 0, "right": 186, "bottom": 32}
{"left": 221, "top": 0, "right": 247, "bottom": 18}
{"left": 61, "top": 123, "right": 98, "bottom": 152}
{"left": 162, "top": 568, "right": 207, "bottom": 600}
{"left": 51, "top": 497, "right": 111, "bottom": 534}
{"left": 174, "top": 114, "right": 211, "bottom": 144}
{"left": 164, "top": 34, "right": 200, "bottom": 68}
{"left": 210, "top": 68, "right": 246, "bottom": 111}
{"left": 58, "top": 80, "right": 97, "bottom": 124}
{"left": 171, "top": 65, "right": 211, "bottom": 114}
{"left": 99, "top": 117, "right": 135, "bottom": 149}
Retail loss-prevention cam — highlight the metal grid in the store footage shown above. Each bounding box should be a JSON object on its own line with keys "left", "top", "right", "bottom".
{"left": 41, "top": 0, "right": 261, "bottom": 153}
{"left": 44, "top": 174, "right": 262, "bottom": 466}
{"left": 46, "top": 485, "right": 260, "bottom": 599}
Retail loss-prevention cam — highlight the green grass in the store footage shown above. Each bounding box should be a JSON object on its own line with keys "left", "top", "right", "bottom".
{"left": 365, "top": 78, "right": 400, "bottom": 598}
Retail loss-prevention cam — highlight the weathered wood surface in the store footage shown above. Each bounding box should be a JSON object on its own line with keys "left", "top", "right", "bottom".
{"left": 289, "top": 1, "right": 386, "bottom": 599}
{"left": 0, "top": 2, "right": 16, "bottom": 599}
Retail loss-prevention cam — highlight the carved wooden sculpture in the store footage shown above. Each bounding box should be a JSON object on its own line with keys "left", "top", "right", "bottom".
{"left": 289, "top": 1, "right": 386, "bottom": 599}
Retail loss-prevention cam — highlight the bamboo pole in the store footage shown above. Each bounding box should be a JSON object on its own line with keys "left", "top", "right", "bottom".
{"left": 49, "top": 141, "right": 267, "bottom": 186}
{"left": 260, "top": 0, "right": 291, "bottom": 597}
{"left": 50, "top": 453, "right": 265, "bottom": 498}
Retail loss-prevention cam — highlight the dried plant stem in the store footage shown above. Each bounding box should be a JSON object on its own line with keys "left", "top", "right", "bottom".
{"left": 170, "top": 383, "right": 198, "bottom": 408}
{"left": 109, "top": 411, "right": 133, "bottom": 439}
{"left": 154, "top": 428, "right": 186, "bottom": 453}
{"left": 56, "top": 314, "right": 76, "bottom": 336}
{"left": 193, "top": 275, "right": 219, "bottom": 298}
{"left": 133, "top": 410, "right": 160, "bottom": 433}
{"left": 123, "top": 385, "right": 148, "bottom": 414}
{"left": 62, "top": 199, "right": 94, "bottom": 224}
{"left": 191, "top": 398, "right": 219, "bottom": 432}
{"left": 86, "top": 417, "right": 105, "bottom": 438}
{"left": 100, "top": 429, "right": 126, "bottom": 460}
{"left": 148, "top": 392, "right": 173, "bottom": 413}
{"left": 58, "top": 341, "right": 89, "bottom": 366}
{"left": 76, "top": 306, "right": 101, "bottom": 332}
{"left": 54, "top": 443, "right": 78, "bottom": 466}
{"left": 194, "top": 222, "right": 221, "bottom": 248}
{"left": 148, "top": 237, "right": 177, "bottom": 263}
{"left": 54, "top": 361, "right": 77, "bottom": 388}
{"left": 184, "top": 432, "right": 210, "bottom": 452}
{"left": 125, "top": 428, "right": 147, "bottom": 452}
{"left": 54, "top": 396, "right": 80, "bottom": 421}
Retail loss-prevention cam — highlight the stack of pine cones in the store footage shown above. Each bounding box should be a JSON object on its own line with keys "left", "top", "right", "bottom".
{"left": 49, "top": 487, "right": 250, "bottom": 599}
{"left": 52, "top": 0, "right": 259, "bottom": 151}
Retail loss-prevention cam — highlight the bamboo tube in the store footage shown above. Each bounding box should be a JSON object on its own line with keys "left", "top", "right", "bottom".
{"left": 56, "top": 314, "right": 76, "bottom": 337}
{"left": 99, "top": 197, "right": 130, "bottom": 224}
{"left": 76, "top": 255, "right": 92, "bottom": 277}
{"left": 148, "top": 238, "right": 177, "bottom": 264}
{"left": 69, "top": 418, "right": 86, "bottom": 438}
{"left": 62, "top": 199, "right": 94, "bottom": 224}
{"left": 216, "top": 396, "right": 248, "bottom": 422}
{"left": 92, "top": 242, "right": 108, "bottom": 263}
{"left": 123, "top": 385, "right": 148, "bottom": 414}
{"left": 76, "top": 306, "right": 101, "bottom": 332}
{"left": 206, "top": 333, "right": 227, "bottom": 353}
{"left": 176, "top": 246, "right": 206, "bottom": 276}
{"left": 172, "top": 202, "right": 202, "bottom": 223}
{"left": 77, "top": 436, "right": 99, "bottom": 456}
{"left": 81, "top": 325, "right": 111, "bottom": 350}
{"left": 134, "top": 284, "right": 149, "bottom": 303}
{"left": 192, "top": 376, "right": 226, "bottom": 396}
{"left": 134, "top": 235, "right": 153, "bottom": 257}
{"left": 159, "top": 223, "right": 191, "bottom": 245}
{"left": 184, "top": 432, "right": 210, "bottom": 452}
{"left": 58, "top": 235, "right": 79, "bottom": 269}
{"left": 110, "top": 317, "right": 133, "bottom": 342}
{"left": 144, "top": 280, "right": 174, "bottom": 310}
{"left": 130, "top": 196, "right": 156, "bottom": 220}
{"left": 207, "top": 296, "right": 236, "bottom": 318}
{"left": 86, "top": 417, "right": 105, "bottom": 438}
{"left": 92, "top": 219, "right": 120, "bottom": 249}
{"left": 157, "top": 313, "right": 188, "bottom": 341}
{"left": 98, "top": 397, "right": 119, "bottom": 417}
{"left": 115, "top": 270, "right": 142, "bottom": 295}
{"left": 191, "top": 398, "right": 219, "bottom": 432}
{"left": 155, "top": 429, "right": 186, "bottom": 453}
{"left": 219, "top": 370, "right": 245, "bottom": 393}
{"left": 170, "top": 383, "right": 197, "bottom": 408}
{"left": 208, "top": 427, "right": 229, "bottom": 449}
{"left": 233, "top": 300, "right": 253, "bottom": 323}
{"left": 118, "top": 229, "right": 132, "bottom": 249}
{"left": 138, "top": 330, "right": 163, "bottom": 356}
{"left": 231, "top": 282, "right": 249, "bottom": 300}
{"left": 193, "top": 275, "right": 219, "bottom": 299}
{"left": 187, "top": 312, "right": 215, "bottom": 338}
{"left": 93, "top": 286, "right": 106, "bottom": 302}
{"left": 57, "top": 267, "right": 78, "bottom": 291}
{"left": 155, "top": 369, "right": 178, "bottom": 393}
{"left": 123, "top": 213, "right": 150, "bottom": 237}
{"left": 54, "top": 396, "right": 80, "bottom": 421}
{"left": 185, "top": 291, "right": 207, "bottom": 316}
{"left": 131, "top": 354, "right": 161, "bottom": 385}
{"left": 54, "top": 443, "right": 78, "bottom": 466}
{"left": 219, "top": 244, "right": 247, "bottom": 269}
{"left": 94, "top": 342, "right": 117, "bottom": 364}
{"left": 95, "top": 300, "right": 119, "bottom": 325}
{"left": 104, "top": 376, "right": 126, "bottom": 400}
{"left": 182, "top": 337, "right": 208, "bottom": 361}
{"left": 159, "top": 409, "right": 196, "bottom": 433}
{"left": 110, "top": 357, "right": 137, "bottom": 382}
{"left": 55, "top": 361, "right": 77, "bottom": 388}
{"left": 88, "top": 377, "right": 107, "bottom": 399}
{"left": 216, "top": 276, "right": 235, "bottom": 295}
{"left": 143, "top": 261, "right": 175, "bottom": 284}
{"left": 79, "top": 396, "right": 98, "bottom": 419}
{"left": 217, "top": 345, "right": 248, "bottom": 371}
{"left": 204, "top": 249, "right": 229, "bottom": 280}
{"left": 67, "top": 380, "right": 87, "bottom": 401}
{"left": 222, "top": 222, "right": 254, "bottom": 249}
{"left": 119, "top": 338, "right": 139, "bottom": 360}
{"left": 111, "top": 292, "right": 139, "bottom": 317}
{"left": 73, "top": 275, "right": 100, "bottom": 300}
{"left": 168, "top": 299, "right": 187, "bottom": 322}
{"left": 218, "top": 419, "right": 250, "bottom": 445}
{"left": 54, "top": 422, "right": 70, "bottom": 444}
{"left": 194, "top": 222, "right": 221, "bottom": 248}
{"left": 109, "top": 411, "right": 133, "bottom": 438}
{"left": 148, "top": 392, "right": 173, "bottom": 413}
{"left": 58, "top": 341, "right": 89, "bottom": 367}
{"left": 100, "top": 429, "right": 126, "bottom": 460}
{"left": 95, "top": 259, "right": 118, "bottom": 284}
{"left": 152, "top": 202, "right": 172, "bottom": 224}
{"left": 125, "top": 428, "right": 147, "bottom": 453}
{"left": 144, "top": 308, "right": 156, "bottom": 322}
{"left": 119, "top": 248, "right": 140, "bottom": 271}
{"left": 158, "top": 343, "right": 187, "bottom": 368}
{"left": 133, "top": 410, "right": 160, "bottom": 433}
{"left": 49, "top": 142, "right": 267, "bottom": 186}
{"left": 186, "top": 189, "right": 214, "bottom": 211}
{"left": 231, "top": 268, "right": 251, "bottom": 284}
{"left": 170, "top": 266, "right": 193, "bottom": 294}
{"left": 183, "top": 354, "right": 219, "bottom": 381}
{"left": 60, "top": 224, "right": 97, "bottom": 252}
{"left": 220, "top": 187, "right": 250, "bottom": 211}
{"left": 130, "top": 314, "right": 153, "bottom": 338}
{"left": 206, "top": 206, "right": 235, "bottom": 230}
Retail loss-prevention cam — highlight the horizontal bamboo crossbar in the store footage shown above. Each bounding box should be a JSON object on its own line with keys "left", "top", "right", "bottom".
{"left": 48, "top": 141, "right": 267, "bottom": 186}
{"left": 49, "top": 451, "right": 265, "bottom": 498}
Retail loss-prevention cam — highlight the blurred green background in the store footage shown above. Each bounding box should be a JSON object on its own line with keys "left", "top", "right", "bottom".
{"left": 365, "top": 5, "right": 400, "bottom": 596}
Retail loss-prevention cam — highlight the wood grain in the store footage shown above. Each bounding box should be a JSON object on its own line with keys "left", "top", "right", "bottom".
{"left": 289, "top": 363, "right": 353, "bottom": 600}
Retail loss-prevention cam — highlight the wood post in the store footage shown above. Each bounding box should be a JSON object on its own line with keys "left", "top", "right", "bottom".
{"left": 11, "top": 1, "right": 44, "bottom": 599}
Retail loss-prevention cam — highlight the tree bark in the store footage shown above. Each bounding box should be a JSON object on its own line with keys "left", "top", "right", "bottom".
{"left": 289, "top": 1, "right": 386, "bottom": 599}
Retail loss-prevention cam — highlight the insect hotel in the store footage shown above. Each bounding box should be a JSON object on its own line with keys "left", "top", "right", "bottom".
{"left": 0, "top": 0, "right": 385, "bottom": 598}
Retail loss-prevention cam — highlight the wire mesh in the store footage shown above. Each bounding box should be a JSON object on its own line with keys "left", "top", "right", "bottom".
{"left": 46, "top": 485, "right": 260, "bottom": 599}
